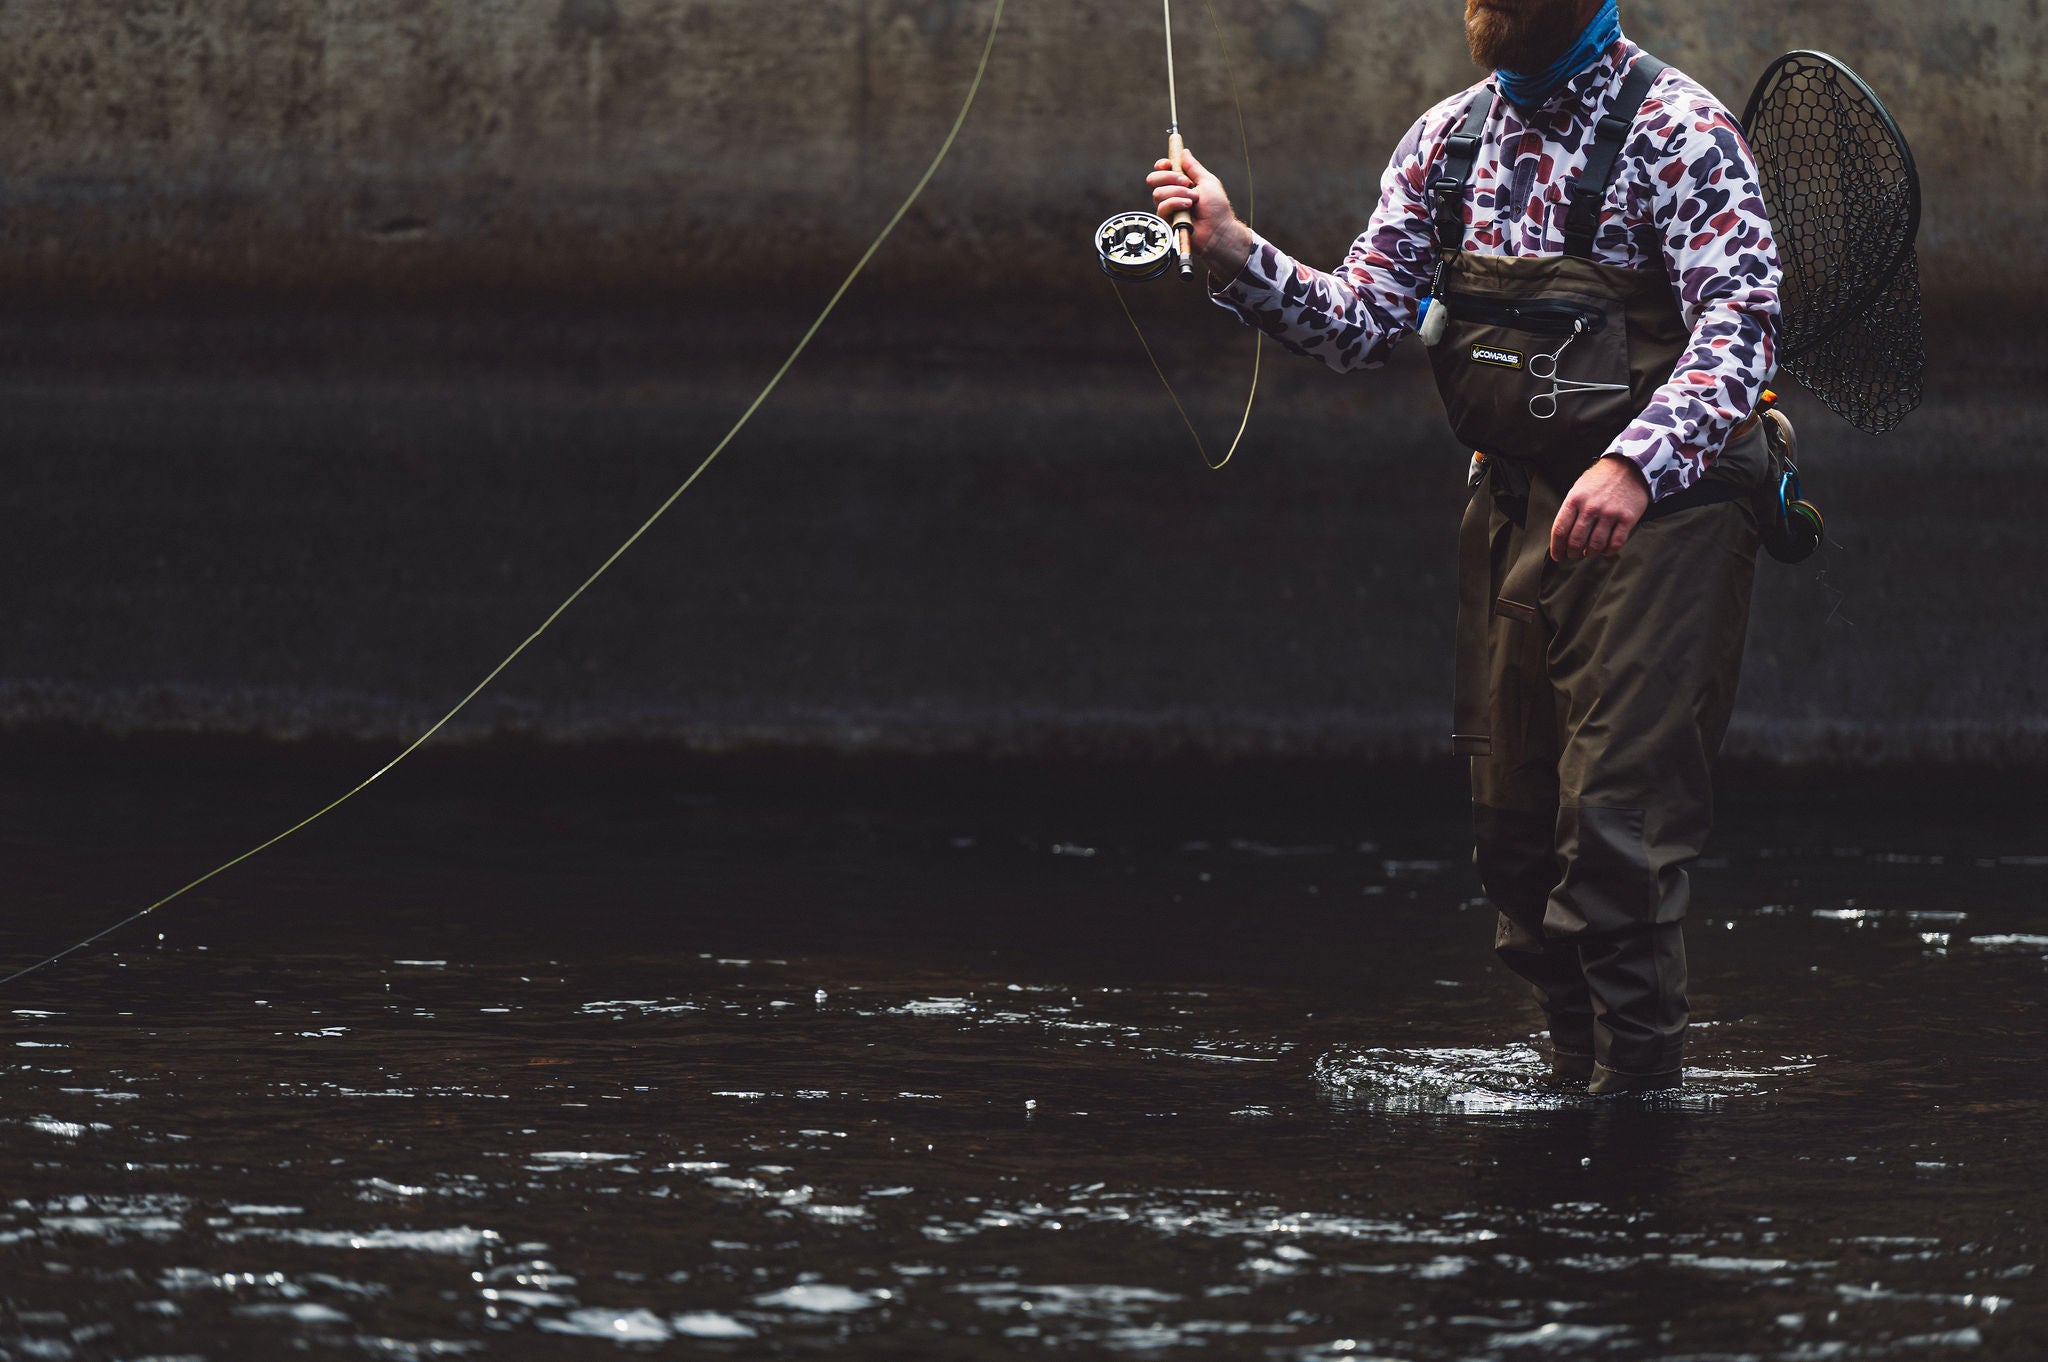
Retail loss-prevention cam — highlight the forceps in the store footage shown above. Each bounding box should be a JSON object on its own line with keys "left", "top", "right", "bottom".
{"left": 1528, "top": 318, "right": 1630, "bottom": 419}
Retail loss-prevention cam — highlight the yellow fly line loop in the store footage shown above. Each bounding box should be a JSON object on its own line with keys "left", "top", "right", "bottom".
{"left": 0, "top": 0, "right": 1008, "bottom": 992}
{"left": 1113, "top": 0, "right": 1260, "bottom": 472}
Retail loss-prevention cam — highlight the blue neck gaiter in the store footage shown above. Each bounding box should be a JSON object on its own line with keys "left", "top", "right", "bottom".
{"left": 1496, "top": 0, "right": 1621, "bottom": 112}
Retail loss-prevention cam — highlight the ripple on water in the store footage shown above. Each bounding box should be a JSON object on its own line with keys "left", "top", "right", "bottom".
{"left": 890, "top": 996, "right": 976, "bottom": 1016}
{"left": 951, "top": 1281, "right": 1299, "bottom": 1352}
{"left": 26, "top": 1116, "right": 104, "bottom": 1138}
{"left": 232, "top": 1227, "right": 499, "bottom": 1254}
{"left": 953, "top": 1283, "right": 1183, "bottom": 1315}
{"left": 1312, "top": 1044, "right": 1822, "bottom": 1114}
{"left": 1312, "top": 1044, "right": 1563, "bottom": 1115}
{"left": 752, "top": 1283, "right": 887, "bottom": 1313}
{"left": 535, "top": 1307, "right": 674, "bottom": 1341}
{"left": 233, "top": 1301, "right": 351, "bottom": 1324}
{"left": 529, "top": 1306, "right": 764, "bottom": 1341}
{"left": 29, "top": 1193, "right": 190, "bottom": 1242}
{"left": 1972, "top": 933, "right": 2048, "bottom": 952}
{"left": 673, "top": 1311, "right": 759, "bottom": 1338}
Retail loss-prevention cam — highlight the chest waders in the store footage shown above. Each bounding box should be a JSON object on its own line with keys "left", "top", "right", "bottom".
{"left": 1427, "top": 57, "right": 1769, "bottom": 1095}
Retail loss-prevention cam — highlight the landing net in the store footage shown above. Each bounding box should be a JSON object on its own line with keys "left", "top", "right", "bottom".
{"left": 1742, "top": 50, "right": 1924, "bottom": 435}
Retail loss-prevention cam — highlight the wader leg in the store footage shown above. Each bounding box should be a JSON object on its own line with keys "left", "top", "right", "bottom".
{"left": 1460, "top": 483, "right": 1593, "bottom": 1076}
{"left": 1475, "top": 802, "right": 1594, "bottom": 1075}
{"left": 1541, "top": 498, "right": 1761, "bottom": 1092}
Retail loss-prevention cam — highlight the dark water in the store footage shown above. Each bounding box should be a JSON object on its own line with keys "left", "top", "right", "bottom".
{"left": 2, "top": 754, "right": 2044, "bottom": 1359}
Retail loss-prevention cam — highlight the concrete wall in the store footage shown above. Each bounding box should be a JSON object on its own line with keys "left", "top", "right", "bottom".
{"left": 0, "top": 0, "right": 2040, "bottom": 765}
{"left": 0, "top": 0, "right": 2035, "bottom": 307}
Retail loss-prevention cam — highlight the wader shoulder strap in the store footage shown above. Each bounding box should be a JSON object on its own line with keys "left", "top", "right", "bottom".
{"left": 1430, "top": 89, "right": 1496, "bottom": 252}
{"left": 1561, "top": 54, "right": 1668, "bottom": 260}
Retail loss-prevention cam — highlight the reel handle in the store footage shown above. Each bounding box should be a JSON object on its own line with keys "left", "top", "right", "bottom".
{"left": 1167, "top": 127, "right": 1195, "bottom": 277}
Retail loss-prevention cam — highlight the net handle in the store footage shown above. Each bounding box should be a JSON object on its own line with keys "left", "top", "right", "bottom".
{"left": 1740, "top": 49, "right": 1922, "bottom": 365}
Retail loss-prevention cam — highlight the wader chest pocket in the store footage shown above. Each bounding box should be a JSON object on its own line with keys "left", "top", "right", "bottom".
{"left": 1449, "top": 294, "right": 1606, "bottom": 336}
{"left": 1429, "top": 289, "right": 1634, "bottom": 469}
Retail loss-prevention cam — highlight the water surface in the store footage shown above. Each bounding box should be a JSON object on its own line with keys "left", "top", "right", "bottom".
{"left": 2, "top": 757, "right": 2042, "bottom": 1358}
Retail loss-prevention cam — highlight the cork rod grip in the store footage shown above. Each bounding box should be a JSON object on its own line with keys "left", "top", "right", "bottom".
{"left": 1167, "top": 128, "right": 1194, "bottom": 277}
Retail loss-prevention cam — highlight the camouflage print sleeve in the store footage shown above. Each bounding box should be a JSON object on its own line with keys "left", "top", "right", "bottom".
{"left": 1206, "top": 104, "right": 1453, "bottom": 372}
{"left": 1605, "top": 81, "right": 1782, "bottom": 499}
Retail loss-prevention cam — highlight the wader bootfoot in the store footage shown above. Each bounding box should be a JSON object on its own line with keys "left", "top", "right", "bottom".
{"left": 1545, "top": 1045, "right": 1596, "bottom": 1087}
{"left": 1543, "top": 1012, "right": 1596, "bottom": 1087}
{"left": 1588, "top": 1063, "right": 1682, "bottom": 1097}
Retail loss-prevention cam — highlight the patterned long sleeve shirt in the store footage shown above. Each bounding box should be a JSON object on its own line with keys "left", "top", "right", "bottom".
{"left": 1212, "top": 37, "right": 1779, "bottom": 499}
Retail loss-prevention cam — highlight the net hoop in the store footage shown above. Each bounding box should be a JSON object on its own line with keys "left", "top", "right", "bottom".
{"left": 1742, "top": 49, "right": 1924, "bottom": 434}
{"left": 1742, "top": 49, "right": 1920, "bottom": 365}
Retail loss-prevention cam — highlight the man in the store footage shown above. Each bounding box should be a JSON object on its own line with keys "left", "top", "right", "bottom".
{"left": 1150, "top": 0, "right": 1779, "bottom": 1094}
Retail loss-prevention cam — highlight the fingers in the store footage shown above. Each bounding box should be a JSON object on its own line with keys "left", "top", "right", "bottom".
{"left": 1148, "top": 152, "right": 1211, "bottom": 189}
{"left": 1146, "top": 149, "right": 1223, "bottom": 223}
{"left": 1152, "top": 189, "right": 1195, "bottom": 217}
{"left": 1148, "top": 164, "right": 1195, "bottom": 217}
{"left": 1551, "top": 495, "right": 1603, "bottom": 561}
{"left": 1552, "top": 460, "right": 1649, "bottom": 561}
{"left": 1550, "top": 498, "right": 1634, "bottom": 561}
{"left": 1549, "top": 498, "right": 1578, "bottom": 562}
{"left": 1581, "top": 513, "right": 1615, "bottom": 558}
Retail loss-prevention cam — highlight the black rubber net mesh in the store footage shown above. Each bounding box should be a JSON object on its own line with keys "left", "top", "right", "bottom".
{"left": 1744, "top": 53, "right": 1924, "bottom": 435}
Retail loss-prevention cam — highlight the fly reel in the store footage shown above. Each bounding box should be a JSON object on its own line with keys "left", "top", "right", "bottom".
{"left": 1096, "top": 211, "right": 1176, "bottom": 282}
{"left": 1759, "top": 402, "right": 1826, "bottom": 564}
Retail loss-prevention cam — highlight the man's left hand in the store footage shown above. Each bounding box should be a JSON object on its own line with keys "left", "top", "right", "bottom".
{"left": 1550, "top": 456, "right": 1651, "bottom": 562}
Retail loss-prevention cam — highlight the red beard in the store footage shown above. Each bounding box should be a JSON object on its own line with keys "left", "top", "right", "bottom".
{"left": 1465, "top": 0, "right": 1592, "bottom": 72}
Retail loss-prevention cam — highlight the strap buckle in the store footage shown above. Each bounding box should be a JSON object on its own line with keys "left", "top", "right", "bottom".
{"left": 1430, "top": 176, "right": 1468, "bottom": 248}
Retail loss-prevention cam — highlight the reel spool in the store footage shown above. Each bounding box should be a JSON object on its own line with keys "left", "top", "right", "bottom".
{"left": 1096, "top": 211, "right": 1176, "bottom": 282}
{"left": 1765, "top": 479, "right": 1827, "bottom": 565}
{"left": 1759, "top": 405, "right": 1825, "bottom": 565}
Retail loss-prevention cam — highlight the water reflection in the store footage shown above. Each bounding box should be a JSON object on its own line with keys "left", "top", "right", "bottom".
{"left": 2, "top": 774, "right": 2044, "bottom": 1358}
